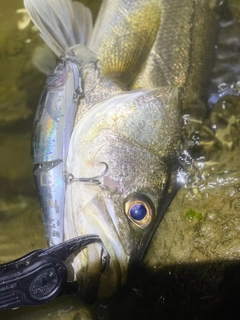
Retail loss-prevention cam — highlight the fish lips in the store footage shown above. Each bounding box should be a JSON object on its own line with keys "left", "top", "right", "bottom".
{"left": 64, "top": 183, "right": 129, "bottom": 299}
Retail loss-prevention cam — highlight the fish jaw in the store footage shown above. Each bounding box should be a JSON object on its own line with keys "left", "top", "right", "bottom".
{"left": 64, "top": 87, "right": 182, "bottom": 298}
{"left": 64, "top": 184, "right": 129, "bottom": 299}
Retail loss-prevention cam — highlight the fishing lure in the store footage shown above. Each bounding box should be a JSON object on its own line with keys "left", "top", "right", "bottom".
{"left": 25, "top": 0, "right": 97, "bottom": 246}
{"left": 32, "top": 45, "right": 97, "bottom": 246}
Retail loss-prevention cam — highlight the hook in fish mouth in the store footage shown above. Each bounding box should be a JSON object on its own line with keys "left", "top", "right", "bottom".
{"left": 65, "top": 162, "right": 109, "bottom": 185}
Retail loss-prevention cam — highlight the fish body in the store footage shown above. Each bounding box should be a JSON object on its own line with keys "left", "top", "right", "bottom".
{"left": 64, "top": 0, "right": 221, "bottom": 300}
{"left": 25, "top": 0, "right": 221, "bottom": 300}
{"left": 134, "top": 0, "right": 220, "bottom": 138}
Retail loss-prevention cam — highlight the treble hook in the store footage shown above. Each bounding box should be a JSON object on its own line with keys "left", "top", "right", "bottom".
{"left": 66, "top": 162, "right": 108, "bottom": 185}
{"left": 71, "top": 58, "right": 98, "bottom": 102}
{"left": 83, "top": 59, "right": 98, "bottom": 71}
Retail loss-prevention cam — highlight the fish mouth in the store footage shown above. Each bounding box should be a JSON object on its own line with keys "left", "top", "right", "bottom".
{"left": 69, "top": 236, "right": 111, "bottom": 303}
{"left": 64, "top": 173, "right": 181, "bottom": 302}
{"left": 64, "top": 184, "right": 130, "bottom": 300}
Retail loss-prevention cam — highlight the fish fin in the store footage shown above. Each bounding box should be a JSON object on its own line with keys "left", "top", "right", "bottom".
{"left": 32, "top": 45, "right": 57, "bottom": 75}
{"left": 89, "top": 0, "right": 161, "bottom": 89}
{"left": 71, "top": 2, "right": 92, "bottom": 47}
{"left": 24, "top": 0, "right": 92, "bottom": 57}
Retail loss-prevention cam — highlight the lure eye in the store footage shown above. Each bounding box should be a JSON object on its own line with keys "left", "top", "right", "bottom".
{"left": 125, "top": 196, "right": 153, "bottom": 229}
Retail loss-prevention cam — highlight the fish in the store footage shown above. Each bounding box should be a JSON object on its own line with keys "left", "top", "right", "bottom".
{"left": 25, "top": 0, "right": 221, "bottom": 302}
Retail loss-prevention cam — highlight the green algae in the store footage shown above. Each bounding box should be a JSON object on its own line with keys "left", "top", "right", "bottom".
{"left": 185, "top": 208, "right": 203, "bottom": 221}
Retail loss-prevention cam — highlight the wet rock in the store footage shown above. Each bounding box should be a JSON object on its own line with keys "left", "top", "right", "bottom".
{"left": 0, "top": 196, "right": 45, "bottom": 264}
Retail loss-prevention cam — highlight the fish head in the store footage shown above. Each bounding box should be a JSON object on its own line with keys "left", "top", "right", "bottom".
{"left": 64, "top": 86, "right": 181, "bottom": 299}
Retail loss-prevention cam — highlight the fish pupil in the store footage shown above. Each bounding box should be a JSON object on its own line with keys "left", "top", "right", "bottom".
{"left": 130, "top": 203, "right": 147, "bottom": 221}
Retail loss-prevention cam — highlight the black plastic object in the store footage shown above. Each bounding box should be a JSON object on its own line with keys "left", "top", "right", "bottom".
{"left": 0, "top": 235, "right": 102, "bottom": 310}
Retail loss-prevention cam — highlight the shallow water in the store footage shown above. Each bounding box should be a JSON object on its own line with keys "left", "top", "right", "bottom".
{"left": 1, "top": 1, "right": 240, "bottom": 319}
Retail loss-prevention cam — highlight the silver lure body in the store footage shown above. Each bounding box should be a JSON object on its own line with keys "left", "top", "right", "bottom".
{"left": 32, "top": 45, "right": 97, "bottom": 246}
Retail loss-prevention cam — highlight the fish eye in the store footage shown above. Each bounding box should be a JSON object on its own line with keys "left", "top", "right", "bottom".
{"left": 125, "top": 195, "right": 153, "bottom": 229}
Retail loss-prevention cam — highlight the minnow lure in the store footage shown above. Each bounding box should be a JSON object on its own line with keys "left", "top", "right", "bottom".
{"left": 32, "top": 44, "right": 97, "bottom": 247}
{"left": 25, "top": 0, "right": 97, "bottom": 246}
{"left": 32, "top": 46, "right": 97, "bottom": 246}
